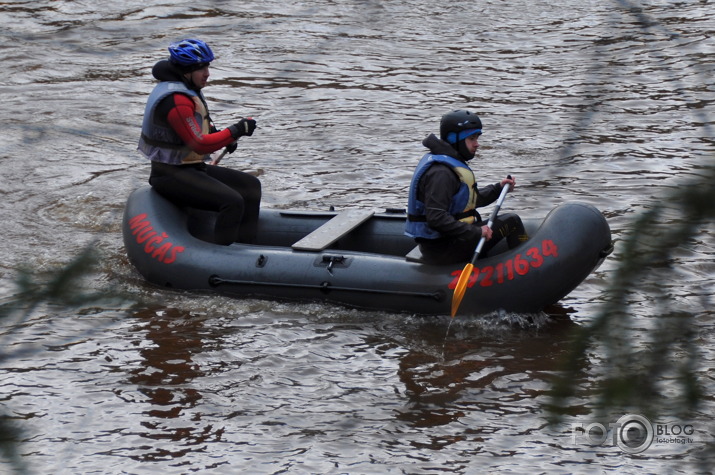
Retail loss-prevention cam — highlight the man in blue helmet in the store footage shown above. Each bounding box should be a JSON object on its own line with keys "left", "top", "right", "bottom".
{"left": 138, "top": 38, "right": 261, "bottom": 245}
{"left": 405, "top": 110, "right": 528, "bottom": 264}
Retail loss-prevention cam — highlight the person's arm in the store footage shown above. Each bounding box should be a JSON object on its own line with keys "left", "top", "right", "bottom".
{"left": 421, "top": 165, "right": 481, "bottom": 240}
{"left": 477, "top": 176, "right": 516, "bottom": 207}
{"left": 165, "top": 93, "right": 235, "bottom": 155}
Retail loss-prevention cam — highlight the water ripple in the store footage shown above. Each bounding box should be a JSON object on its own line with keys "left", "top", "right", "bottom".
{"left": 1, "top": 0, "right": 713, "bottom": 473}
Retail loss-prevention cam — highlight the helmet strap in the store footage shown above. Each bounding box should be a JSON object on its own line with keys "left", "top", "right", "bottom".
{"left": 457, "top": 140, "right": 475, "bottom": 161}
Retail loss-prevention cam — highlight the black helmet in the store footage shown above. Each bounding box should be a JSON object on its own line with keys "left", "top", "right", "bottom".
{"left": 439, "top": 110, "right": 483, "bottom": 144}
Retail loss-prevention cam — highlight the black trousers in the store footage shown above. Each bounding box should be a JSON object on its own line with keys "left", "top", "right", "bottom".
{"left": 149, "top": 161, "right": 261, "bottom": 245}
{"left": 418, "top": 212, "right": 526, "bottom": 265}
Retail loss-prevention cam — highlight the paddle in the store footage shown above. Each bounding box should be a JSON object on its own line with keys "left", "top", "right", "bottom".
{"left": 211, "top": 116, "right": 256, "bottom": 165}
{"left": 210, "top": 143, "right": 235, "bottom": 166}
{"left": 450, "top": 175, "right": 512, "bottom": 317}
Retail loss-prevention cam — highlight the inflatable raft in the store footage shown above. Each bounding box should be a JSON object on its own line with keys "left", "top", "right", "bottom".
{"left": 122, "top": 186, "right": 613, "bottom": 316}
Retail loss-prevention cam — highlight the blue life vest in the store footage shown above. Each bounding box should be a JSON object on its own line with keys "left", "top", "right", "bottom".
{"left": 405, "top": 154, "right": 478, "bottom": 240}
{"left": 137, "top": 81, "right": 209, "bottom": 165}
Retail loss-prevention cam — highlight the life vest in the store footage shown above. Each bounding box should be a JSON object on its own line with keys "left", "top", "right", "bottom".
{"left": 138, "top": 81, "right": 209, "bottom": 165}
{"left": 404, "top": 154, "right": 478, "bottom": 240}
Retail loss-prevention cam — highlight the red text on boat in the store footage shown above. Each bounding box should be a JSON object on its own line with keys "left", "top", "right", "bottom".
{"left": 127, "top": 213, "right": 185, "bottom": 264}
{"left": 448, "top": 239, "right": 559, "bottom": 289}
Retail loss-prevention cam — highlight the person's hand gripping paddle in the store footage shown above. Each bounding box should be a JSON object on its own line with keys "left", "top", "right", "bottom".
{"left": 211, "top": 117, "right": 256, "bottom": 165}
{"left": 450, "top": 175, "right": 512, "bottom": 317}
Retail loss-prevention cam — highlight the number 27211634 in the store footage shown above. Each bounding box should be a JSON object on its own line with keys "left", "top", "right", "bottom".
{"left": 448, "top": 239, "right": 559, "bottom": 289}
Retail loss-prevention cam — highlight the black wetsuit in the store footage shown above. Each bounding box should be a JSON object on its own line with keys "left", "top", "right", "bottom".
{"left": 143, "top": 60, "right": 261, "bottom": 245}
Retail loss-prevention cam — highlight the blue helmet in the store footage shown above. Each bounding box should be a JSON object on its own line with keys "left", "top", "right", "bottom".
{"left": 168, "top": 39, "right": 215, "bottom": 67}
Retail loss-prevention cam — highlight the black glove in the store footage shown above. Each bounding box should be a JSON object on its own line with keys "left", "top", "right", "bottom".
{"left": 225, "top": 141, "right": 238, "bottom": 154}
{"left": 227, "top": 117, "right": 257, "bottom": 138}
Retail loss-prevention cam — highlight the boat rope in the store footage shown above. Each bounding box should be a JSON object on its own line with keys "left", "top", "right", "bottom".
{"left": 208, "top": 275, "right": 444, "bottom": 301}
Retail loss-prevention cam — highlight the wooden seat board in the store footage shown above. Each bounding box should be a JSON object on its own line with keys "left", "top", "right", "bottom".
{"left": 292, "top": 209, "right": 374, "bottom": 251}
{"left": 405, "top": 245, "right": 425, "bottom": 263}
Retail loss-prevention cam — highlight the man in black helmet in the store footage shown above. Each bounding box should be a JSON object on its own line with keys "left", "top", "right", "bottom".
{"left": 405, "top": 110, "right": 528, "bottom": 264}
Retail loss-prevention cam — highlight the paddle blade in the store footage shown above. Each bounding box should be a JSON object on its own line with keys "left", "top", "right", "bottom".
{"left": 450, "top": 263, "right": 474, "bottom": 317}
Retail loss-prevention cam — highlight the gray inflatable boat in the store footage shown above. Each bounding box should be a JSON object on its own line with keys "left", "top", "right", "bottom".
{"left": 122, "top": 186, "right": 613, "bottom": 316}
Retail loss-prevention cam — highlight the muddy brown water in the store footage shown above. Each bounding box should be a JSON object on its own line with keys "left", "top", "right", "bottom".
{"left": 1, "top": 1, "right": 713, "bottom": 473}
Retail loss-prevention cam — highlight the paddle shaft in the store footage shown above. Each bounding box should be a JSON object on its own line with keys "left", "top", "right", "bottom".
{"left": 211, "top": 143, "right": 234, "bottom": 166}
{"left": 450, "top": 175, "right": 512, "bottom": 317}
{"left": 212, "top": 116, "right": 254, "bottom": 165}
{"left": 469, "top": 179, "right": 511, "bottom": 265}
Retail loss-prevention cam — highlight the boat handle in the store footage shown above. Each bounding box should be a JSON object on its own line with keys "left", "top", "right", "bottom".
{"left": 600, "top": 241, "right": 615, "bottom": 258}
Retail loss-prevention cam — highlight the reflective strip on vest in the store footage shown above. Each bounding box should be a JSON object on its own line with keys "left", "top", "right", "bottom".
{"left": 137, "top": 81, "right": 210, "bottom": 165}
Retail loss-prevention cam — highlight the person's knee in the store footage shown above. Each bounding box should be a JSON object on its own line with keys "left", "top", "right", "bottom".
{"left": 220, "top": 195, "right": 245, "bottom": 214}
{"left": 245, "top": 176, "right": 262, "bottom": 200}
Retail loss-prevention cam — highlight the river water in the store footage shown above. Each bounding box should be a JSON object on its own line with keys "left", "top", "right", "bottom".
{"left": 1, "top": 0, "right": 713, "bottom": 473}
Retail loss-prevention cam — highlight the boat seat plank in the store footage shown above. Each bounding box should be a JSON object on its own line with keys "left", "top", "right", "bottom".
{"left": 405, "top": 245, "right": 425, "bottom": 263}
{"left": 292, "top": 209, "right": 374, "bottom": 251}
